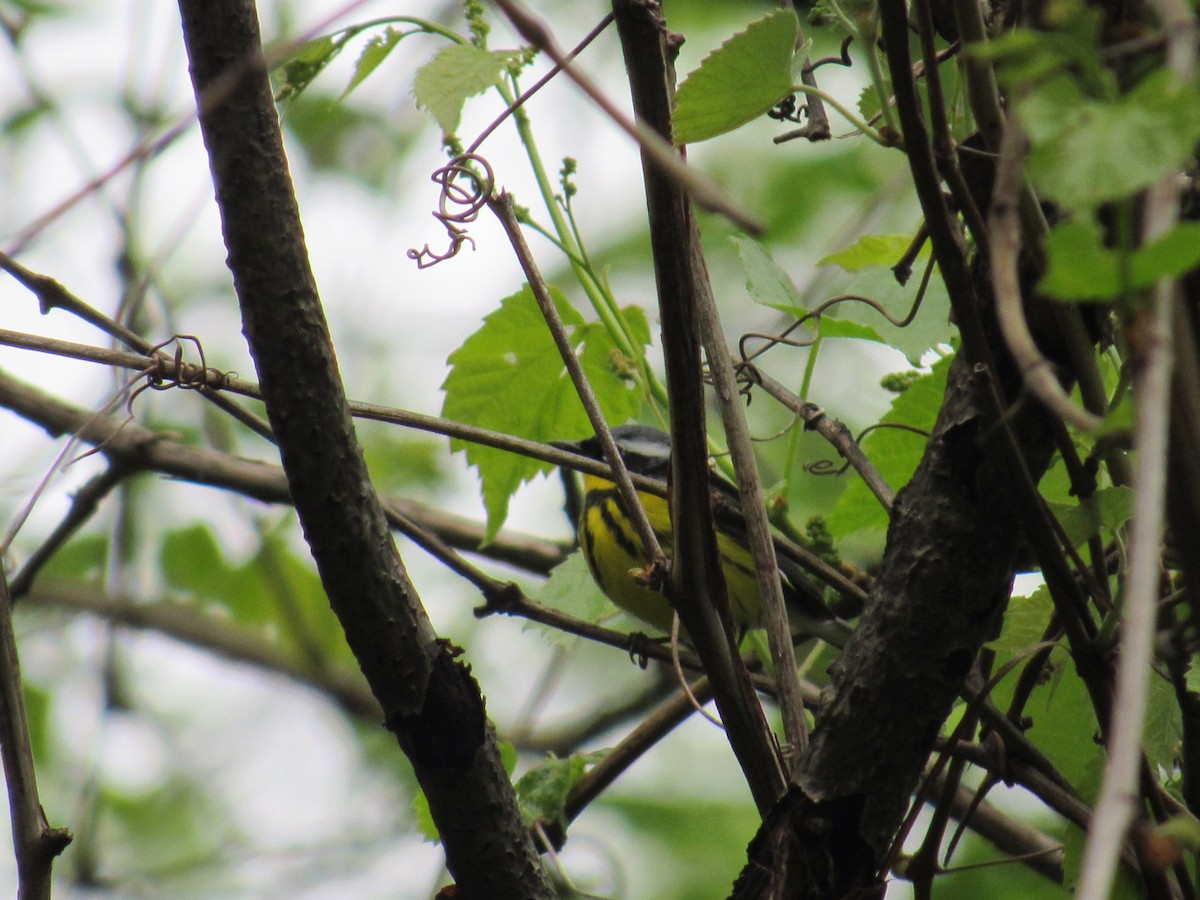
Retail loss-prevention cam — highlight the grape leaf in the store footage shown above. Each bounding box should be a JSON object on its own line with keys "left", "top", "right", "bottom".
{"left": 826, "top": 353, "right": 948, "bottom": 536}
{"left": 441, "top": 287, "right": 647, "bottom": 538}
{"left": 1021, "top": 69, "right": 1200, "bottom": 210}
{"left": 1041, "top": 219, "right": 1200, "bottom": 301}
{"left": 412, "top": 43, "right": 516, "bottom": 136}
{"left": 673, "top": 10, "right": 798, "bottom": 145}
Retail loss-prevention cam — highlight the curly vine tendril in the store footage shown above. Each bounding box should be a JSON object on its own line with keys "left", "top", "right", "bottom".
{"left": 407, "top": 154, "right": 495, "bottom": 269}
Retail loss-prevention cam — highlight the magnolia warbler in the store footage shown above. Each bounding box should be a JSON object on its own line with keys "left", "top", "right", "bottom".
{"left": 554, "top": 425, "right": 850, "bottom": 645}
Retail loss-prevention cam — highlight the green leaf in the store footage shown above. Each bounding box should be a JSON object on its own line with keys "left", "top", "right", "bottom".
{"left": 282, "top": 92, "right": 414, "bottom": 191}
{"left": 1046, "top": 485, "right": 1132, "bottom": 546}
{"left": 529, "top": 551, "right": 616, "bottom": 645}
{"left": 252, "top": 528, "right": 352, "bottom": 661}
{"left": 603, "top": 794, "right": 763, "bottom": 898}
{"left": 160, "top": 526, "right": 348, "bottom": 664}
{"left": 827, "top": 354, "right": 948, "bottom": 536}
{"left": 22, "top": 684, "right": 51, "bottom": 768}
{"left": 1131, "top": 222, "right": 1200, "bottom": 287}
{"left": 516, "top": 751, "right": 607, "bottom": 830}
{"left": 499, "top": 741, "right": 518, "bottom": 776}
{"left": 817, "top": 233, "right": 953, "bottom": 364}
{"left": 1021, "top": 69, "right": 1200, "bottom": 210}
{"left": 987, "top": 585, "right": 1055, "bottom": 657}
{"left": 818, "top": 234, "right": 915, "bottom": 273}
{"left": 1041, "top": 219, "right": 1200, "bottom": 301}
{"left": 973, "top": 12, "right": 1109, "bottom": 96}
{"left": 343, "top": 26, "right": 404, "bottom": 98}
{"left": 362, "top": 431, "right": 446, "bottom": 493}
{"left": 1144, "top": 673, "right": 1182, "bottom": 776}
{"left": 441, "top": 287, "right": 647, "bottom": 538}
{"left": 412, "top": 43, "right": 515, "bottom": 136}
{"left": 161, "top": 525, "right": 237, "bottom": 599}
{"left": 857, "top": 82, "right": 883, "bottom": 124}
{"left": 815, "top": 319, "right": 888, "bottom": 343}
{"left": 101, "top": 777, "right": 219, "bottom": 868}
{"left": 274, "top": 34, "right": 343, "bottom": 104}
{"left": 411, "top": 789, "right": 439, "bottom": 842}
{"left": 730, "top": 236, "right": 893, "bottom": 347}
{"left": 729, "top": 235, "right": 805, "bottom": 315}
{"left": 162, "top": 525, "right": 272, "bottom": 628}
{"left": 1038, "top": 218, "right": 1121, "bottom": 300}
{"left": 1031, "top": 656, "right": 1105, "bottom": 788}
{"left": 41, "top": 533, "right": 107, "bottom": 581}
{"left": 2, "top": 98, "right": 52, "bottom": 137}
{"left": 672, "top": 10, "right": 798, "bottom": 145}
{"left": 1011, "top": 73, "right": 1086, "bottom": 145}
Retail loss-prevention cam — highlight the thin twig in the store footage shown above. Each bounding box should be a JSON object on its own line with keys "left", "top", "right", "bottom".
{"left": 466, "top": 13, "right": 615, "bottom": 156}
{"left": 0, "top": 572, "right": 72, "bottom": 900}
{"left": 987, "top": 122, "right": 1103, "bottom": 432}
{"left": 0, "top": 326, "right": 681, "bottom": 487}
{"left": 1076, "top": 0, "right": 1197, "bottom": 893}
{"left": 486, "top": 192, "right": 665, "bottom": 571}
{"left": 516, "top": 670, "right": 676, "bottom": 754}
{"left": 9, "top": 466, "right": 128, "bottom": 598}
{"left": 0, "top": 375, "right": 138, "bottom": 557}
{"left": 0, "top": 250, "right": 274, "bottom": 439}
{"left": 751, "top": 368, "right": 895, "bottom": 510}
{"left": 697, "top": 282, "right": 811, "bottom": 762}
{"left": 492, "top": 0, "right": 765, "bottom": 234}
{"left": 784, "top": 0, "right": 831, "bottom": 141}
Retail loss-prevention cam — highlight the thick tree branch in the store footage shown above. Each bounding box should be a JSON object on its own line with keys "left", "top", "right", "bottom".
{"left": 173, "top": 2, "right": 551, "bottom": 895}
{"left": 612, "top": 0, "right": 788, "bottom": 816}
{"left": 729, "top": 13, "right": 1073, "bottom": 884}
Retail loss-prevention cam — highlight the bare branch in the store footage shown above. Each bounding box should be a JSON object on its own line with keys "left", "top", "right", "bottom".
{"left": 751, "top": 369, "right": 896, "bottom": 511}
{"left": 0, "top": 368, "right": 566, "bottom": 582}
{"left": 987, "top": 122, "right": 1103, "bottom": 431}
{"left": 175, "top": 2, "right": 551, "bottom": 892}
{"left": 1077, "top": 0, "right": 1197, "bottom": 892}
{"left": 486, "top": 192, "right": 665, "bottom": 569}
{"left": 613, "top": 0, "right": 788, "bottom": 816}
{"left": 0, "top": 572, "right": 71, "bottom": 900}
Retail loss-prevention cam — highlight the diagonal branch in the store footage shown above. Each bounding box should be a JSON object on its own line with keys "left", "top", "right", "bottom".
{"left": 492, "top": 0, "right": 764, "bottom": 234}
{"left": 612, "top": 0, "right": 788, "bottom": 816}
{"left": 174, "top": 2, "right": 551, "bottom": 894}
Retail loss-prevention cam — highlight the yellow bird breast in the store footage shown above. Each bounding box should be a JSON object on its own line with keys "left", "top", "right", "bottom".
{"left": 578, "top": 475, "right": 762, "bottom": 633}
